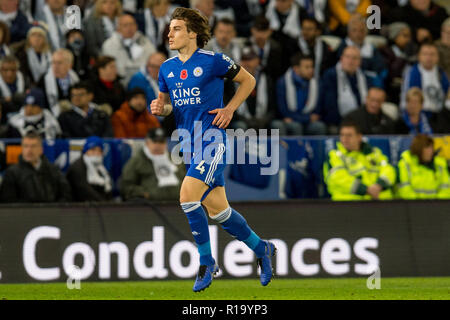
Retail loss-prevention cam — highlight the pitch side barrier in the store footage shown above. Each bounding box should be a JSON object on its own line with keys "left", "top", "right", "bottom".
{"left": 0, "top": 200, "right": 449, "bottom": 283}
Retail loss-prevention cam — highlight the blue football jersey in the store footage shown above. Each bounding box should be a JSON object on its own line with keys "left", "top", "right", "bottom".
{"left": 158, "top": 48, "right": 239, "bottom": 154}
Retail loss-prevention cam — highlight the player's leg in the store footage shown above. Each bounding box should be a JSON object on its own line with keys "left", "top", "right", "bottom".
{"left": 202, "top": 186, "right": 277, "bottom": 286}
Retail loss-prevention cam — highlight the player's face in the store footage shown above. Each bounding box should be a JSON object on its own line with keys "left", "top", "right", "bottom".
{"left": 340, "top": 127, "right": 362, "bottom": 152}
{"left": 168, "top": 19, "right": 195, "bottom": 51}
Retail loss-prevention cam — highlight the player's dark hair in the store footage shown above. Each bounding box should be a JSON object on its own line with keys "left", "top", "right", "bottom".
{"left": 290, "top": 52, "right": 314, "bottom": 67}
{"left": 340, "top": 119, "right": 362, "bottom": 135}
{"left": 171, "top": 7, "right": 211, "bottom": 48}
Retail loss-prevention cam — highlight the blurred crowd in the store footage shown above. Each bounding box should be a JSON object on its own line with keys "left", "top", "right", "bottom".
{"left": 0, "top": 0, "right": 448, "bottom": 202}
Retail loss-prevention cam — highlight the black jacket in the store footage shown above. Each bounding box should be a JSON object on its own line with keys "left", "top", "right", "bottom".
{"left": 0, "top": 155, "right": 72, "bottom": 203}
{"left": 66, "top": 157, "right": 113, "bottom": 202}
{"left": 58, "top": 106, "right": 114, "bottom": 138}
{"left": 88, "top": 76, "right": 127, "bottom": 113}
{"left": 344, "top": 107, "right": 397, "bottom": 135}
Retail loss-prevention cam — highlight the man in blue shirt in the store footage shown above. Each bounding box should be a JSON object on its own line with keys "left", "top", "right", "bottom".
{"left": 151, "top": 7, "right": 276, "bottom": 293}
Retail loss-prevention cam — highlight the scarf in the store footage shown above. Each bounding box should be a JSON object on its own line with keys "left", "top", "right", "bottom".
{"left": 265, "top": 0, "right": 301, "bottom": 38}
{"left": 144, "top": 8, "right": 169, "bottom": 46}
{"left": 298, "top": 37, "right": 324, "bottom": 79}
{"left": 345, "top": 37, "right": 374, "bottom": 59}
{"left": 210, "top": 38, "right": 241, "bottom": 62}
{"left": 0, "top": 44, "right": 10, "bottom": 57}
{"left": 250, "top": 37, "right": 270, "bottom": 68}
{"left": 83, "top": 154, "right": 112, "bottom": 193}
{"left": 285, "top": 68, "right": 318, "bottom": 114}
{"left": 418, "top": 64, "right": 445, "bottom": 113}
{"left": 296, "top": 0, "right": 327, "bottom": 23}
{"left": 236, "top": 71, "right": 268, "bottom": 120}
{"left": 26, "top": 48, "right": 52, "bottom": 83}
{"left": 0, "top": 11, "right": 17, "bottom": 26}
{"left": 102, "top": 16, "right": 116, "bottom": 39}
{"left": 336, "top": 62, "right": 368, "bottom": 117}
{"left": 401, "top": 110, "right": 433, "bottom": 135}
{"left": 391, "top": 45, "right": 407, "bottom": 59}
{"left": 8, "top": 108, "right": 61, "bottom": 139}
{"left": 43, "top": 4, "right": 66, "bottom": 49}
{"left": 44, "top": 69, "right": 79, "bottom": 108}
{"left": 0, "top": 71, "right": 24, "bottom": 98}
{"left": 143, "top": 145, "right": 179, "bottom": 187}
{"left": 121, "top": 33, "right": 144, "bottom": 60}
{"left": 345, "top": 0, "right": 360, "bottom": 13}
{"left": 140, "top": 66, "right": 159, "bottom": 98}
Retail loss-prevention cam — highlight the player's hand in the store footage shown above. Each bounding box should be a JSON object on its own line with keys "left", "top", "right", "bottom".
{"left": 209, "top": 107, "right": 234, "bottom": 129}
{"left": 150, "top": 92, "right": 165, "bottom": 116}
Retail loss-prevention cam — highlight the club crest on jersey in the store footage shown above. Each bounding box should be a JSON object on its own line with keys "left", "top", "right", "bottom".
{"left": 180, "top": 69, "right": 188, "bottom": 80}
{"left": 193, "top": 67, "right": 203, "bottom": 77}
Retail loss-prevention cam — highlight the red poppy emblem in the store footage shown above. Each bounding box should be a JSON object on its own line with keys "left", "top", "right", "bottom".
{"left": 180, "top": 69, "right": 188, "bottom": 80}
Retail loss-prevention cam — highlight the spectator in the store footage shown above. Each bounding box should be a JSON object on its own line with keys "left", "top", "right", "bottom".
{"left": 328, "top": 0, "right": 371, "bottom": 37}
{"left": 380, "top": 22, "right": 417, "bottom": 104}
{"left": 89, "top": 55, "right": 126, "bottom": 112}
{"left": 190, "top": 0, "right": 216, "bottom": 31}
{"left": 38, "top": 48, "right": 80, "bottom": 110}
{"left": 400, "top": 43, "right": 449, "bottom": 118}
{"left": 0, "top": 0, "right": 31, "bottom": 44}
{"left": 66, "top": 136, "right": 113, "bottom": 202}
{"left": 336, "top": 14, "right": 387, "bottom": 87}
{"left": 247, "top": 14, "right": 283, "bottom": 80}
{"left": 0, "top": 55, "right": 27, "bottom": 118}
{"left": 13, "top": 25, "right": 52, "bottom": 86}
{"left": 37, "top": 0, "right": 68, "bottom": 50}
{"left": 120, "top": 127, "right": 184, "bottom": 201}
{"left": 387, "top": 0, "right": 448, "bottom": 44}
{"left": 0, "top": 130, "right": 72, "bottom": 203}
{"left": 323, "top": 120, "right": 396, "bottom": 201}
{"left": 436, "top": 17, "right": 450, "bottom": 79}
{"left": 297, "top": 0, "right": 328, "bottom": 28}
{"left": 8, "top": 87, "right": 62, "bottom": 139}
{"left": 397, "top": 134, "right": 450, "bottom": 199}
{"left": 136, "top": 0, "right": 171, "bottom": 48}
{"left": 344, "top": 87, "right": 397, "bottom": 135}
{"left": 313, "top": 46, "right": 372, "bottom": 134}
{"left": 101, "top": 14, "right": 156, "bottom": 86}
{"left": 65, "top": 29, "right": 92, "bottom": 80}
{"left": 128, "top": 51, "right": 166, "bottom": 104}
{"left": 0, "top": 21, "right": 11, "bottom": 58}
{"left": 230, "top": 46, "right": 277, "bottom": 131}
{"left": 84, "top": 0, "right": 122, "bottom": 60}
{"left": 273, "top": 52, "right": 327, "bottom": 135}
{"left": 58, "top": 81, "right": 114, "bottom": 138}
{"left": 433, "top": 90, "right": 450, "bottom": 133}
{"left": 111, "top": 87, "right": 160, "bottom": 138}
{"left": 396, "top": 87, "right": 433, "bottom": 135}
{"left": 264, "top": 0, "right": 303, "bottom": 70}
{"left": 295, "top": 16, "right": 336, "bottom": 79}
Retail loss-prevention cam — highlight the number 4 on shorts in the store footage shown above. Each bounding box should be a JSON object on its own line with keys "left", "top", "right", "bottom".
{"left": 196, "top": 160, "right": 206, "bottom": 175}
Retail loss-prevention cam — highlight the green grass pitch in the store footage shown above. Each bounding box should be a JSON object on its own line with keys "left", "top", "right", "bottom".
{"left": 1, "top": 277, "right": 449, "bottom": 300}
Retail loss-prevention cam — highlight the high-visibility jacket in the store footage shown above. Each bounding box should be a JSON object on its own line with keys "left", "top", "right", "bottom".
{"left": 396, "top": 150, "right": 450, "bottom": 199}
{"left": 324, "top": 142, "right": 396, "bottom": 201}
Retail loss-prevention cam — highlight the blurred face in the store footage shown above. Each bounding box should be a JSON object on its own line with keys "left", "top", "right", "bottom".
{"left": 395, "top": 27, "right": 411, "bottom": 49}
{"left": 340, "top": 126, "right": 362, "bottom": 152}
{"left": 240, "top": 57, "right": 260, "bottom": 75}
{"left": 101, "top": 0, "right": 117, "bottom": 17}
{"left": 422, "top": 145, "right": 434, "bottom": 162}
{"left": 0, "top": 0, "right": 19, "bottom": 13}
{"left": 214, "top": 22, "right": 235, "bottom": 49}
{"left": 29, "top": 32, "right": 46, "bottom": 51}
{"left": 51, "top": 52, "right": 71, "bottom": 78}
{"left": 341, "top": 47, "right": 361, "bottom": 74}
{"left": 168, "top": 19, "right": 196, "bottom": 51}
{"left": 147, "top": 53, "right": 166, "bottom": 80}
{"left": 441, "top": 25, "right": 450, "bottom": 46}
{"left": 0, "top": 61, "right": 17, "bottom": 84}
{"left": 146, "top": 139, "right": 167, "bottom": 155}
{"left": 99, "top": 61, "right": 117, "bottom": 81}
{"left": 71, "top": 88, "right": 93, "bottom": 108}
{"left": 24, "top": 104, "right": 43, "bottom": 117}
{"left": 21, "top": 137, "right": 43, "bottom": 164}
{"left": 129, "top": 94, "right": 147, "bottom": 112}
{"left": 406, "top": 95, "right": 423, "bottom": 116}
{"left": 152, "top": 0, "right": 169, "bottom": 18}
{"left": 348, "top": 21, "right": 366, "bottom": 45}
{"left": 85, "top": 146, "right": 103, "bottom": 157}
{"left": 118, "top": 15, "right": 137, "bottom": 39}
{"left": 418, "top": 45, "right": 439, "bottom": 70}
{"left": 275, "top": 0, "right": 293, "bottom": 13}
{"left": 301, "top": 20, "right": 319, "bottom": 42}
{"left": 251, "top": 28, "right": 272, "bottom": 46}
{"left": 410, "top": 0, "right": 431, "bottom": 11}
{"left": 293, "top": 59, "right": 314, "bottom": 80}
{"left": 195, "top": 0, "right": 214, "bottom": 17}
{"left": 47, "top": 0, "right": 66, "bottom": 12}
{"left": 365, "top": 89, "right": 385, "bottom": 114}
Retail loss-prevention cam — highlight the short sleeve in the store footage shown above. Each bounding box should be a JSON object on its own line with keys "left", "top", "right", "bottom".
{"left": 158, "top": 67, "right": 169, "bottom": 93}
{"left": 213, "top": 53, "right": 240, "bottom": 79}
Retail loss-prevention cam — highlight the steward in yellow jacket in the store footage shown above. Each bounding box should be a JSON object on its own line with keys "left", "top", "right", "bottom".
{"left": 323, "top": 120, "right": 396, "bottom": 201}
{"left": 397, "top": 135, "right": 450, "bottom": 199}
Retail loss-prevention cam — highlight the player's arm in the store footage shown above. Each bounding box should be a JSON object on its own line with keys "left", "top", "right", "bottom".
{"left": 209, "top": 66, "right": 256, "bottom": 129}
{"left": 151, "top": 92, "right": 173, "bottom": 116}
